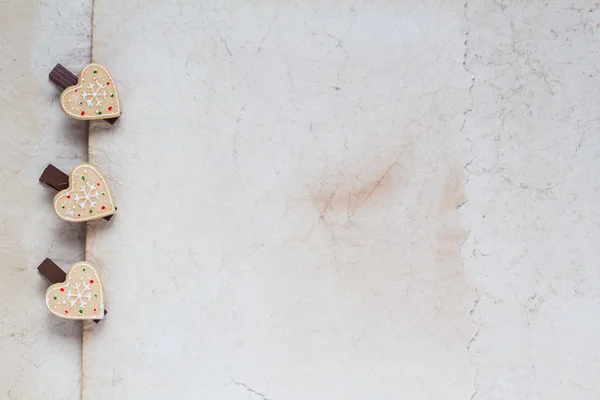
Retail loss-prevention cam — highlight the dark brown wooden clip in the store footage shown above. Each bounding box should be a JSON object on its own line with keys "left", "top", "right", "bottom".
{"left": 49, "top": 63, "right": 119, "bottom": 124}
{"left": 38, "top": 258, "right": 107, "bottom": 323}
{"left": 39, "top": 164, "right": 69, "bottom": 191}
{"left": 48, "top": 63, "right": 78, "bottom": 88}
{"left": 39, "top": 164, "right": 114, "bottom": 221}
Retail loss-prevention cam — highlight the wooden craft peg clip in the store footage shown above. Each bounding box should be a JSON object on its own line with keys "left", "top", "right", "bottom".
{"left": 40, "top": 163, "right": 117, "bottom": 222}
{"left": 38, "top": 258, "right": 107, "bottom": 323}
{"left": 49, "top": 63, "right": 121, "bottom": 124}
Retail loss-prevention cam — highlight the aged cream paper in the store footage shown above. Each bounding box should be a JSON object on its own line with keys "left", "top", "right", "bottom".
{"left": 85, "top": 1, "right": 475, "bottom": 398}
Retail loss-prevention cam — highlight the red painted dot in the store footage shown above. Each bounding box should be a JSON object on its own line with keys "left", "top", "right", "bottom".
{"left": 106, "top": 82, "right": 110, "bottom": 85}
{"left": 65, "top": 310, "right": 68, "bottom": 314}
{"left": 75, "top": 89, "right": 78, "bottom": 92}
{"left": 108, "top": 106, "right": 113, "bottom": 111}
{"left": 81, "top": 111, "right": 85, "bottom": 116}
{"left": 90, "top": 280, "right": 94, "bottom": 284}
{"left": 97, "top": 183, "right": 101, "bottom": 186}
{"left": 77, "top": 214, "right": 81, "bottom": 217}
{"left": 101, "top": 206, "right": 106, "bottom": 210}
{"left": 67, "top": 195, "right": 70, "bottom": 199}
{"left": 60, "top": 288, "right": 65, "bottom": 292}
{"left": 93, "top": 308, "right": 97, "bottom": 312}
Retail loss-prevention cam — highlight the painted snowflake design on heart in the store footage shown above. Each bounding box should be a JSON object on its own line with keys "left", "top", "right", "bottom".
{"left": 45, "top": 261, "right": 104, "bottom": 320}
{"left": 81, "top": 81, "right": 108, "bottom": 108}
{"left": 59, "top": 63, "right": 120, "bottom": 120}
{"left": 53, "top": 164, "right": 116, "bottom": 222}
{"left": 75, "top": 182, "right": 100, "bottom": 209}
{"left": 67, "top": 281, "right": 93, "bottom": 308}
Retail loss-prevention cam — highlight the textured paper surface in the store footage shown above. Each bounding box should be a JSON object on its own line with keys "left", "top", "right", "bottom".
{"left": 0, "top": 0, "right": 91, "bottom": 398}
{"left": 84, "top": 1, "right": 475, "bottom": 398}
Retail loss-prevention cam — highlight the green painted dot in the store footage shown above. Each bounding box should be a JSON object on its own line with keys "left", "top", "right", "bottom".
{"left": 94, "top": 294, "right": 98, "bottom": 297}
{"left": 97, "top": 111, "right": 103, "bottom": 115}
{"left": 61, "top": 205, "right": 65, "bottom": 209}
{"left": 79, "top": 310, "right": 83, "bottom": 314}
{"left": 110, "top": 93, "right": 114, "bottom": 98}
{"left": 93, "top": 70, "right": 97, "bottom": 74}
{"left": 53, "top": 296, "right": 57, "bottom": 300}
{"left": 102, "top": 192, "right": 105, "bottom": 196}
{"left": 79, "top": 101, "right": 83, "bottom": 105}
{"left": 83, "top": 268, "right": 86, "bottom": 272}
{"left": 89, "top": 210, "right": 93, "bottom": 214}
{"left": 82, "top": 176, "right": 86, "bottom": 181}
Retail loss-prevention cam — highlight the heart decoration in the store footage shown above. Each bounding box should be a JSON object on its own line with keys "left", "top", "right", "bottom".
{"left": 59, "top": 63, "right": 121, "bottom": 120}
{"left": 45, "top": 261, "right": 104, "bottom": 320}
{"left": 54, "top": 163, "right": 116, "bottom": 222}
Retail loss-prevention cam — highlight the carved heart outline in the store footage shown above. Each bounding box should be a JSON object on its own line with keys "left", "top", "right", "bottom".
{"left": 53, "top": 163, "right": 116, "bottom": 222}
{"left": 45, "top": 261, "right": 104, "bottom": 320}
{"left": 59, "top": 63, "right": 121, "bottom": 120}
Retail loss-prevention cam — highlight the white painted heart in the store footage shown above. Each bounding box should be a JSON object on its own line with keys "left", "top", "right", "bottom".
{"left": 60, "top": 63, "right": 121, "bottom": 120}
{"left": 54, "top": 163, "right": 116, "bottom": 222}
{"left": 45, "top": 261, "right": 104, "bottom": 320}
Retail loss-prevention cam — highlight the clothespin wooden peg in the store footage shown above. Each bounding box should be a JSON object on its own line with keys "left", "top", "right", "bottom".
{"left": 49, "top": 63, "right": 121, "bottom": 124}
{"left": 39, "top": 163, "right": 116, "bottom": 222}
{"left": 38, "top": 258, "right": 107, "bottom": 323}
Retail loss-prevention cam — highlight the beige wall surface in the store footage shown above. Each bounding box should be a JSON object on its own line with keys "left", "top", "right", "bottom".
{"left": 0, "top": 0, "right": 92, "bottom": 399}
{"left": 463, "top": 1, "right": 600, "bottom": 398}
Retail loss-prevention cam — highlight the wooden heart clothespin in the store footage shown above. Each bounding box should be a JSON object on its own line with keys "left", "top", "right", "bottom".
{"left": 39, "top": 163, "right": 116, "bottom": 222}
{"left": 49, "top": 63, "right": 121, "bottom": 124}
{"left": 38, "top": 258, "right": 106, "bottom": 323}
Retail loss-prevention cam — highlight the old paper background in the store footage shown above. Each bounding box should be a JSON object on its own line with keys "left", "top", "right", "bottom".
{"left": 2, "top": 0, "right": 600, "bottom": 399}
{"left": 85, "top": 1, "right": 475, "bottom": 398}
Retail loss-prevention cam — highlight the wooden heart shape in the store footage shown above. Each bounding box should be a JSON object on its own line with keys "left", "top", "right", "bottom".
{"left": 59, "top": 63, "right": 121, "bottom": 120}
{"left": 54, "top": 163, "right": 116, "bottom": 222}
{"left": 45, "top": 261, "right": 104, "bottom": 320}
